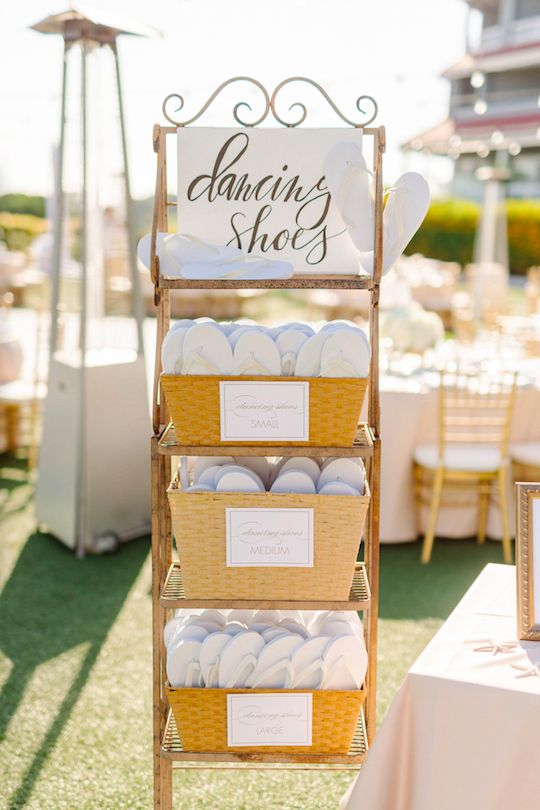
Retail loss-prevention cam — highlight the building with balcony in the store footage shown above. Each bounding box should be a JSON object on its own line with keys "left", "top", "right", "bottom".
{"left": 404, "top": 0, "right": 540, "bottom": 199}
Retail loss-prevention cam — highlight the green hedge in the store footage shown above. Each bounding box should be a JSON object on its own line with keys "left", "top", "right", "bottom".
{"left": 0, "top": 193, "right": 46, "bottom": 219}
{"left": 405, "top": 199, "right": 540, "bottom": 275}
{"left": 0, "top": 212, "right": 48, "bottom": 251}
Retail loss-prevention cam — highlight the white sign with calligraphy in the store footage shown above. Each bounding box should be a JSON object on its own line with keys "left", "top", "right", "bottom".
{"left": 226, "top": 507, "right": 314, "bottom": 567}
{"left": 219, "top": 380, "right": 309, "bottom": 442}
{"left": 177, "top": 127, "right": 365, "bottom": 274}
{"left": 227, "top": 693, "right": 312, "bottom": 747}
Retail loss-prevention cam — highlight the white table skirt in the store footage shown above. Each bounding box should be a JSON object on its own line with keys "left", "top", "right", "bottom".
{"left": 341, "top": 564, "right": 540, "bottom": 810}
{"left": 365, "top": 386, "right": 540, "bottom": 542}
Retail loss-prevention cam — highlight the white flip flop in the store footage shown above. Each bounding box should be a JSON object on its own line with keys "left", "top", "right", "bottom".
{"left": 161, "top": 326, "right": 191, "bottom": 375}
{"left": 193, "top": 456, "right": 235, "bottom": 483}
{"left": 168, "top": 318, "right": 197, "bottom": 333}
{"left": 261, "top": 629, "right": 288, "bottom": 643}
{"left": 232, "top": 331, "right": 281, "bottom": 376}
{"left": 137, "top": 231, "right": 165, "bottom": 275}
{"left": 215, "top": 321, "right": 238, "bottom": 337}
{"left": 181, "top": 256, "right": 293, "bottom": 280}
{"left": 294, "top": 331, "right": 329, "bottom": 377}
{"left": 199, "top": 632, "right": 232, "bottom": 687}
{"left": 182, "top": 323, "right": 234, "bottom": 375}
{"left": 167, "top": 624, "right": 209, "bottom": 652}
{"left": 320, "top": 320, "right": 359, "bottom": 333}
{"left": 318, "top": 458, "right": 366, "bottom": 492}
{"left": 270, "top": 470, "right": 317, "bottom": 495}
{"left": 234, "top": 457, "right": 271, "bottom": 488}
{"left": 360, "top": 172, "right": 430, "bottom": 276}
{"left": 163, "top": 617, "right": 183, "bottom": 648}
{"left": 269, "top": 322, "right": 314, "bottom": 339}
{"left": 198, "top": 610, "right": 227, "bottom": 626}
{"left": 249, "top": 622, "right": 276, "bottom": 634}
{"left": 248, "top": 633, "right": 304, "bottom": 688}
{"left": 320, "top": 330, "right": 370, "bottom": 378}
{"left": 187, "top": 484, "right": 215, "bottom": 493}
{"left": 215, "top": 465, "right": 265, "bottom": 493}
{"left": 275, "top": 329, "right": 310, "bottom": 376}
{"left": 324, "top": 142, "right": 374, "bottom": 252}
{"left": 218, "top": 631, "right": 265, "bottom": 688}
{"left": 268, "top": 457, "right": 289, "bottom": 485}
{"left": 318, "top": 619, "right": 357, "bottom": 637}
{"left": 222, "top": 623, "right": 247, "bottom": 636}
{"left": 167, "top": 638, "right": 203, "bottom": 687}
{"left": 317, "top": 482, "right": 361, "bottom": 496}
{"left": 277, "top": 457, "right": 320, "bottom": 486}
{"left": 229, "top": 326, "right": 267, "bottom": 350}
{"left": 137, "top": 232, "right": 241, "bottom": 277}
{"left": 307, "top": 613, "right": 331, "bottom": 637}
{"left": 253, "top": 610, "right": 282, "bottom": 625}
{"left": 226, "top": 610, "right": 254, "bottom": 625}
{"left": 322, "top": 635, "right": 367, "bottom": 689}
{"left": 197, "top": 465, "right": 226, "bottom": 488}
{"left": 291, "top": 636, "right": 331, "bottom": 688}
{"left": 278, "top": 619, "right": 310, "bottom": 639}
{"left": 278, "top": 610, "right": 305, "bottom": 623}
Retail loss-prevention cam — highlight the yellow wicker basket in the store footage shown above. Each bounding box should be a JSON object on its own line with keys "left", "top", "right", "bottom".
{"left": 168, "top": 480, "right": 370, "bottom": 600}
{"left": 161, "top": 374, "right": 367, "bottom": 447}
{"left": 166, "top": 687, "right": 366, "bottom": 754}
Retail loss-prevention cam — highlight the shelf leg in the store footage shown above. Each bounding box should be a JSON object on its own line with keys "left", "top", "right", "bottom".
{"left": 152, "top": 437, "right": 173, "bottom": 809}
{"left": 365, "top": 436, "right": 381, "bottom": 742}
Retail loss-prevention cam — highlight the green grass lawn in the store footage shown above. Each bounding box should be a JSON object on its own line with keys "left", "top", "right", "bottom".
{"left": 0, "top": 450, "right": 509, "bottom": 810}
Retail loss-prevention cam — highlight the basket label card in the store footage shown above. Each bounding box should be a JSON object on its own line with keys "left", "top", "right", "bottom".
{"left": 220, "top": 381, "right": 309, "bottom": 441}
{"left": 226, "top": 507, "right": 314, "bottom": 567}
{"left": 227, "top": 693, "right": 313, "bottom": 747}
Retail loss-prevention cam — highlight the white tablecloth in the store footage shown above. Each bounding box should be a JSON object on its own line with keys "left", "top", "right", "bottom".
{"left": 341, "top": 564, "right": 540, "bottom": 810}
{"left": 370, "top": 382, "right": 540, "bottom": 542}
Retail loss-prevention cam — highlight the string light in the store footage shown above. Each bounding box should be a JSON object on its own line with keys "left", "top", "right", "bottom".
{"left": 508, "top": 142, "right": 522, "bottom": 156}
{"left": 474, "top": 99, "right": 487, "bottom": 115}
{"left": 491, "top": 130, "right": 504, "bottom": 145}
{"left": 470, "top": 71, "right": 485, "bottom": 88}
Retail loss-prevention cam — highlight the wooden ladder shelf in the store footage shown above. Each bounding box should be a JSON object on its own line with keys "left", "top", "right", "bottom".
{"left": 150, "top": 78, "right": 384, "bottom": 809}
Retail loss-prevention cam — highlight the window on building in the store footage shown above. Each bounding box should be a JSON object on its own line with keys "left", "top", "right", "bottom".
{"left": 482, "top": 2, "right": 500, "bottom": 27}
{"left": 515, "top": 0, "right": 540, "bottom": 20}
{"left": 490, "top": 67, "right": 540, "bottom": 92}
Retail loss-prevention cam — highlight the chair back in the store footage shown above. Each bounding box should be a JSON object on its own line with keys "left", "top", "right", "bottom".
{"left": 437, "top": 368, "right": 516, "bottom": 459}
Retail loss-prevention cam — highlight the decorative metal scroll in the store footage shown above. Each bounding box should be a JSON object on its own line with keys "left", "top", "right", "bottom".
{"left": 270, "top": 77, "right": 377, "bottom": 128}
{"left": 162, "top": 76, "right": 270, "bottom": 127}
{"left": 162, "top": 76, "right": 377, "bottom": 128}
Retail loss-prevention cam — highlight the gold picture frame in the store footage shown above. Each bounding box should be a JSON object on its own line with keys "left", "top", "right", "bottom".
{"left": 516, "top": 482, "right": 540, "bottom": 640}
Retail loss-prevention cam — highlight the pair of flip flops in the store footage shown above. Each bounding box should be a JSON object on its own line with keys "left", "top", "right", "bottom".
{"left": 137, "top": 232, "right": 293, "bottom": 280}
{"left": 269, "top": 456, "right": 365, "bottom": 496}
{"left": 161, "top": 318, "right": 370, "bottom": 378}
{"left": 324, "top": 142, "right": 430, "bottom": 275}
{"left": 166, "top": 610, "right": 367, "bottom": 690}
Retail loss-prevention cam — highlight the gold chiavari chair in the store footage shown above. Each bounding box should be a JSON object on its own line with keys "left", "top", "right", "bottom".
{"left": 413, "top": 368, "right": 517, "bottom": 564}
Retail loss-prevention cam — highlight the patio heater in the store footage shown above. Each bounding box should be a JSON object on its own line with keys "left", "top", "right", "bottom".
{"left": 31, "top": 6, "right": 158, "bottom": 555}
